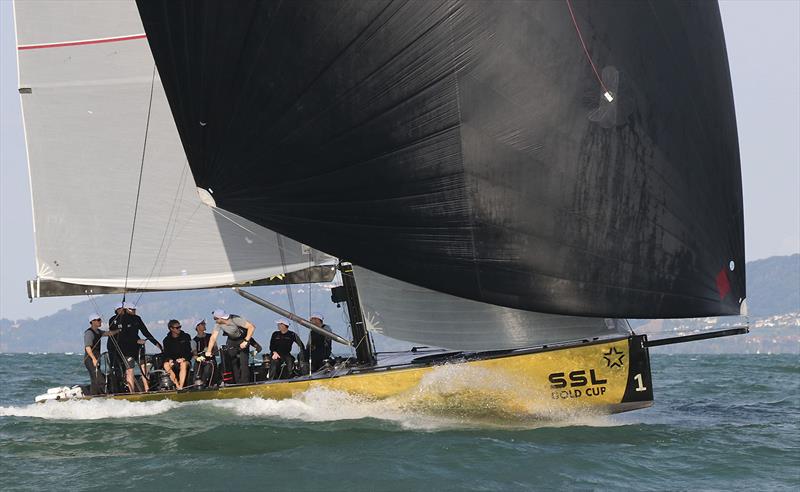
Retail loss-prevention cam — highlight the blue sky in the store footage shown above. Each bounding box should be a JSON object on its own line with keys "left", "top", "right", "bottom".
{"left": 1, "top": 1, "right": 798, "bottom": 320}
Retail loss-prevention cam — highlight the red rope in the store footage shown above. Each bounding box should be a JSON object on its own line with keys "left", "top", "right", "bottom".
{"left": 565, "top": 0, "right": 611, "bottom": 96}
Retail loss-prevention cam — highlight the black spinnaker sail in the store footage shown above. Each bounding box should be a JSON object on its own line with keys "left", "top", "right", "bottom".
{"left": 136, "top": 0, "right": 745, "bottom": 319}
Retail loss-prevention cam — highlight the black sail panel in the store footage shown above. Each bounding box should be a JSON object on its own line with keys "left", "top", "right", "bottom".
{"left": 136, "top": 0, "right": 745, "bottom": 318}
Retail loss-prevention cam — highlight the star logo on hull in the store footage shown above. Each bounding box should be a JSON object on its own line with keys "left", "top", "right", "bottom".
{"left": 603, "top": 347, "right": 625, "bottom": 369}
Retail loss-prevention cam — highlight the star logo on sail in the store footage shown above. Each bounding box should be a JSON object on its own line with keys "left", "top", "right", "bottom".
{"left": 602, "top": 347, "right": 625, "bottom": 369}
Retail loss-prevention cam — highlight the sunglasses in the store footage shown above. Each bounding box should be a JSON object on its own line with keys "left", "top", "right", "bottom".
{"left": 170, "top": 325, "right": 182, "bottom": 330}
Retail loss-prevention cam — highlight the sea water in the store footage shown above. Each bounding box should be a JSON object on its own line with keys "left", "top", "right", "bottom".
{"left": 0, "top": 353, "right": 797, "bottom": 491}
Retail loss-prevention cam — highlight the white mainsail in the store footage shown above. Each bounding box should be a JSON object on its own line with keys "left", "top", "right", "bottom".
{"left": 355, "top": 267, "right": 631, "bottom": 351}
{"left": 14, "top": 0, "right": 333, "bottom": 298}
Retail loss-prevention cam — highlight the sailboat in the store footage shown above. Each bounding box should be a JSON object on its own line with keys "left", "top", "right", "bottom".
{"left": 16, "top": 0, "right": 747, "bottom": 415}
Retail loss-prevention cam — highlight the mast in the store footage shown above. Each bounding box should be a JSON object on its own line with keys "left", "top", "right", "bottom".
{"left": 335, "top": 262, "right": 375, "bottom": 366}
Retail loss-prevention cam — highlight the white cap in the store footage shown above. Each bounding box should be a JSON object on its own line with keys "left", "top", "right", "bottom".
{"left": 212, "top": 309, "right": 230, "bottom": 320}
{"left": 310, "top": 313, "right": 324, "bottom": 321}
{"left": 88, "top": 313, "right": 101, "bottom": 323}
{"left": 114, "top": 302, "right": 124, "bottom": 310}
{"left": 195, "top": 318, "right": 206, "bottom": 327}
{"left": 123, "top": 301, "right": 137, "bottom": 310}
{"left": 275, "top": 318, "right": 289, "bottom": 327}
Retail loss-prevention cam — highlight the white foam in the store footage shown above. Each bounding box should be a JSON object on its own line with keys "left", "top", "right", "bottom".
{"left": 207, "top": 387, "right": 469, "bottom": 431}
{"left": 0, "top": 398, "right": 179, "bottom": 420}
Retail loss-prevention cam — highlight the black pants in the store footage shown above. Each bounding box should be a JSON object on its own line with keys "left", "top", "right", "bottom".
{"left": 194, "top": 358, "right": 218, "bottom": 387}
{"left": 310, "top": 348, "right": 331, "bottom": 372}
{"left": 84, "top": 358, "right": 106, "bottom": 395}
{"left": 268, "top": 353, "right": 295, "bottom": 380}
{"left": 223, "top": 341, "right": 249, "bottom": 384}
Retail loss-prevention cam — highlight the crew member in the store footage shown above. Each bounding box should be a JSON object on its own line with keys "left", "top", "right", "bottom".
{"left": 269, "top": 319, "right": 305, "bottom": 380}
{"left": 193, "top": 319, "right": 218, "bottom": 388}
{"left": 162, "top": 319, "right": 193, "bottom": 390}
{"left": 307, "top": 313, "right": 333, "bottom": 372}
{"left": 106, "top": 302, "right": 126, "bottom": 393}
{"left": 206, "top": 309, "right": 255, "bottom": 384}
{"left": 83, "top": 314, "right": 119, "bottom": 395}
{"left": 117, "top": 302, "right": 163, "bottom": 392}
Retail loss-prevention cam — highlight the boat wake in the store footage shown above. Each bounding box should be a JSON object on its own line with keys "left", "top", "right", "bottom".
{"left": 0, "top": 398, "right": 179, "bottom": 420}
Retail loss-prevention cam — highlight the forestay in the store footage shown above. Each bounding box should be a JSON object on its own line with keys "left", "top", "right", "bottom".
{"left": 15, "top": 0, "right": 333, "bottom": 298}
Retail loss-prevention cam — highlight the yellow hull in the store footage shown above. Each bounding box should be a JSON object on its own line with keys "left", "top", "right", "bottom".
{"left": 111, "top": 336, "right": 653, "bottom": 416}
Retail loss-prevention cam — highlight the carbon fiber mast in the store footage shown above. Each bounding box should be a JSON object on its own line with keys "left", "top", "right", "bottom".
{"left": 334, "top": 262, "right": 376, "bottom": 366}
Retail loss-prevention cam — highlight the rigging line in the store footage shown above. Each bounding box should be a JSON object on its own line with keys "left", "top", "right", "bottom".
{"left": 565, "top": 0, "right": 611, "bottom": 97}
{"left": 306, "top": 246, "right": 313, "bottom": 320}
{"left": 276, "top": 233, "right": 298, "bottom": 330}
{"left": 305, "top": 248, "right": 314, "bottom": 376}
{"left": 122, "top": 65, "right": 157, "bottom": 301}
{"left": 341, "top": 304, "right": 356, "bottom": 360}
{"left": 85, "top": 291, "right": 101, "bottom": 313}
{"left": 209, "top": 206, "right": 260, "bottom": 236}
{"left": 141, "top": 200, "right": 204, "bottom": 299}
{"left": 134, "top": 160, "right": 193, "bottom": 304}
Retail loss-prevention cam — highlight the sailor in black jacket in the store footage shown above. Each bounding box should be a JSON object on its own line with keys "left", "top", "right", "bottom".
{"left": 307, "top": 313, "right": 333, "bottom": 372}
{"left": 163, "top": 319, "right": 193, "bottom": 390}
{"left": 192, "top": 319, "right": 218, "bottom": 388}
{"left": 268, "top": 319, "right": 305, "bottom": 380}
{"left": 117, "top": 303, "right": 162, "bottom": 392}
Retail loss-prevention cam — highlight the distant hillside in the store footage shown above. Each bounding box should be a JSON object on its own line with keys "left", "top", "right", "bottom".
{"left": 1, "top": 254, "right": 798, "bottom": 353}
{"left": 0, "top": 284, "right": 413, "bottom": 353}
{"left": 745, "top": 254, "right": 799, "bottom": 317}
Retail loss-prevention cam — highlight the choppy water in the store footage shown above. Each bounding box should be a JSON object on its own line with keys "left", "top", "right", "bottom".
{"left": 1, "top": 353, "right": 798, "bottom": 491}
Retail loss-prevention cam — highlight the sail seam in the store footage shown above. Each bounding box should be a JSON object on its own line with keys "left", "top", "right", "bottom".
{"left": 17, "top": 33, "right": 147, "bottom": 51}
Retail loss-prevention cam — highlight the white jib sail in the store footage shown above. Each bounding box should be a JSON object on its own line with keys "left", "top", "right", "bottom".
{"left": 14, "top": 0, "right": 332, "bottom": 297}
{"left": 355, "top": 266, "right": 631, "bottom": 350}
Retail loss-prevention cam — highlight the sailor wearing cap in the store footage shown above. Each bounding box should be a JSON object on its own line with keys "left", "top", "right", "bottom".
{"left": 116, "top": 303, "right": 162, "bottom": 393}
{"left": 207, "top": 309, "right": 256, "bottom": 384}
{"left": 307, "top": 313, "right": 333, "bottom": 372}
{"left": 83, "top": 314, "right": 119, "bottom": 395}
{"left": 192, "top": 319, "right": 219, "bottom": 388}
{"left": 105, "top": 302, "right": 127, "bottom": 393}
{"left": 268, "top": 319, "right": 305, "bottom": 380}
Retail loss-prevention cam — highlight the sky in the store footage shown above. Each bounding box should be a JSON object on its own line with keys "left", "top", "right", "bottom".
{"left": 1, "top": 1, "right": 799, "bottom": 321}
